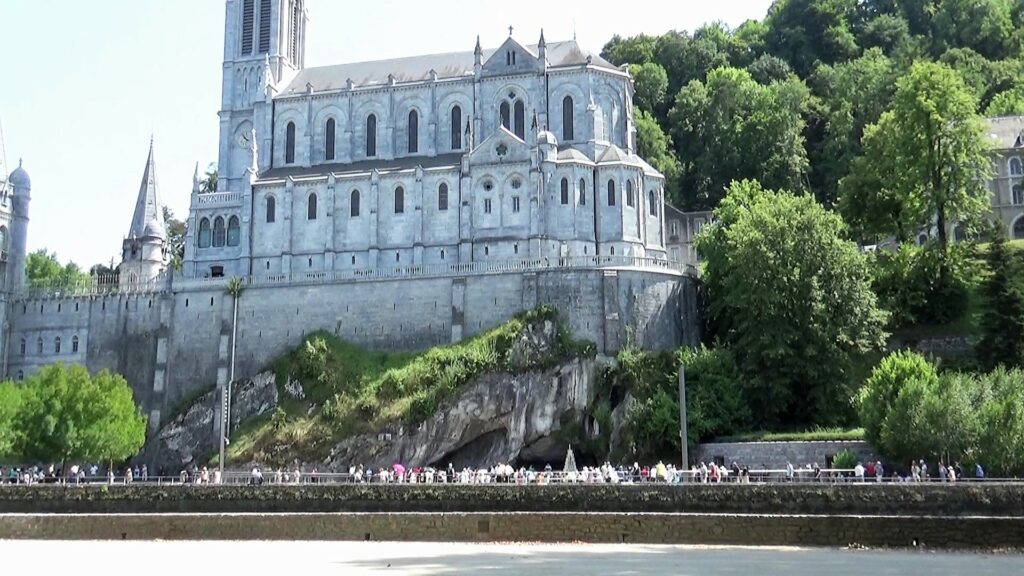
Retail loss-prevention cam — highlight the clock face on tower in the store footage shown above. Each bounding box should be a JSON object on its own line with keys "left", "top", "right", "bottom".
{"left": 238, "top": 133, "right": 252, "bottom": 149}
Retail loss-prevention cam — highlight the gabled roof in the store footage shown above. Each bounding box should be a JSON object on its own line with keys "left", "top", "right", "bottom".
{"left": 985, "top": 116, "right": 1024, "bottom": 150}
{"left": 260, "top": 153, "right": 463, "bottom": 181}
{"left": 597, "top": 145, "right": 663, "bottom": 177}
{"left": 128, "top": 140, "right": 165, "bottom": 240}
{"left": 557, "top": 147, "right": 594, "bottom": 164}
{"left": 281, "top": 40, "right": 618, "bottom": 95}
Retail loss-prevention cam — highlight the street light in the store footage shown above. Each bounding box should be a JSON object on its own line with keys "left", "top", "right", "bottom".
{"left": 679, "top": 364, "right": 688, "bottom": 480}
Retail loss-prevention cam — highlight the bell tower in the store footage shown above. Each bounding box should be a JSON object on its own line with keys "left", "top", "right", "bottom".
{"left": 218, "top": 0, "right": 307, "bottom": 191}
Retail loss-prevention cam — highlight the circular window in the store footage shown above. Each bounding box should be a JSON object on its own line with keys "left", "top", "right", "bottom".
{"left": 511, "top": 178, "right": 522, "bottom": 190}
{"left": 484, "top": 180, "right": 494, "bottom": 192}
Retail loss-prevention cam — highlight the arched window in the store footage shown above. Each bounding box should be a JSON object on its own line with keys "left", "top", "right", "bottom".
{"left": 227, "top": 216, "right": 241, "bottom": 246}
{"left": 579, "top": 179, "right": 587, "bottom": 205}
{"left": 500, "top": 102, "right": 511, "bottom": 131}
{"left": 16, "top": 371, "right": 23, "bottom": 381}
{"left": 439, "top": 183, "right": 449, "bottom": 211}
{"left": 213, "top": 217, "right": 227, "bottom": 247}
{"left": 19, "top": 338, "right": 25, "bottom": 355}
{"left": 325, "top": 118, "right": 336, "bottom": 161}
{"left": 562, "top": 96, "right": 574, "bottom": 141}
{"left": 36, "top": 337, "right": 43, "bottom": 355}
{"left": 54, "top": 337, "right": 61, "bottom": 354}
{"left": 266, "top": 196, "right": 276, "bottom": 223}
{"left": 366, "top": 114, "right": 377, "bottom": 157}
{"left": 307, "top": 193, "right": 318, "bottom": 220}
{"left": 514, "top": 100, "right": 525, "bottom": 139}
{"left": 561, "top": 178, "right": 570, "bottom": 205}
{"left": 395, "top": 187, "right": 405, "bottom": 214}
{"left": 350, "top": 190, "right": 360, "bottom": 218}
{"left": 0, "top": 226, "right": 7, "bottom": 252}
{"left": 649, "top": 190, "right": 658, "bottom": 216}
{"left": 1014, "top": 184, "right": 1023, "bottom": 205}
{"left": 285, "top": 121, "right": 296, "bottom": 164}
{"left": 607, "top": 180, "right": 616, "bottom": 207}
{"left": 72, "top": 335, "right": 79, "bottom": 353}
{"left": 1015, "top": 218, "right": 1024, "bottom": 240}
{"left": 451, "top": 106, "right": 463, "bottom": 150}
{"left": 408, "top": 110, "right": 419, "bottom": 154}
{"left": 626, "top": 180, "right": 635, "bottom": 207}
{"left": 198, "top": 218, "right": 212, "bottom": 248}
{"left": 1011, "top": 157, "right": 1023, "bottom": 176}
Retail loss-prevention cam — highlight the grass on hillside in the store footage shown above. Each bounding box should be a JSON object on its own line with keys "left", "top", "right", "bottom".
{"left": 225, "top": 306, "right": 596, "bottom": 465}
{"left": 715, "top": 427, "right": 865, "bottom": 443}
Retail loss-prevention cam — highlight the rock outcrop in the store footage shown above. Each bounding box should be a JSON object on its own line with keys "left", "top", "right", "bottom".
{"left": 148, "top": 372, "right": 279, "bottom": 473}
{"left": 323, "top": 358, "right": 598, "bottom": 471}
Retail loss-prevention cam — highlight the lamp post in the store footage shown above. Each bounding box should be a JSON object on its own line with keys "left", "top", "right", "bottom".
{"left": 678, "top": 365, "right": 689, "bottom": 479}
{"left": 218, "top": 278, "right": 243, "bottom": 481}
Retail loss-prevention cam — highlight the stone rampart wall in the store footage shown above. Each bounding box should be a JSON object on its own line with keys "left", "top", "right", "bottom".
{"left": 695, "top": 441, "right": 880, "bottom": 469}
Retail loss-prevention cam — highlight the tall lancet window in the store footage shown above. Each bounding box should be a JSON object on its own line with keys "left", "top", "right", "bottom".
{"left": 451, "top": 106, "right": 463, "bottom": 150}
{"left": 290, "top": 0, "right": 302, "bottom": 63}
{"left": 408, "top": 110, "right": 419, "bottom": 154}
{"left": 285, "top": 122, "right": 296, "bottom": 164}
{"left": 562, "top": 96, "right": 574, "bottom": 141}
{"left": 500, "top": 102, "right": 511, "bottom": 131}
{"left": 366, "top": 114, "right": 377, "bottom": 157}
{"left": 258, "top": 0, "right": 272, "bottom": 54}
{"left": 241, "top": 0, "right": 255, "bottom": 55}
{"left": 325, "top": 118, "right": 336, "bottom": 161}
{"left": 213, "top": 217, "right": 227, "bottom": 248}
{"left": 513, "top": 100, "right": 525, "bottom": 140}
{"left": 227, "top": 216, "right": 241, "bottom": 247}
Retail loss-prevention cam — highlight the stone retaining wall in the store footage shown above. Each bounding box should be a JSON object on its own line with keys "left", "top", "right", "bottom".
{"left": 2, "top": 484, "right": 1023, "bottom": 517}
{"left": 2, "top": 512, "right": 1021, "bottom": 549}
{"left": 695, "top": 441, "right": 880, "bottom": 469}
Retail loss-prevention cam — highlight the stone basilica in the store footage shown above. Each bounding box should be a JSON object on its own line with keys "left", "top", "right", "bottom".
{"left": 1, "top": 0, "right": 696, "bottom": 430}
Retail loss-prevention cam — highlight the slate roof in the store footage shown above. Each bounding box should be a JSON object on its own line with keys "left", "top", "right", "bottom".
{"left": 260, "top": 153, "right": 464, "bottom": 181}
{"left": 281, "top": 40, "right": 618, "bottom": 95}
{"left": 985, "top": 116, "right": 1024, "bottom": 150}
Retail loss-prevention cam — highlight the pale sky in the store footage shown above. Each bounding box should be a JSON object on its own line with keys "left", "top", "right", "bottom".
{"left": 0, "top": 0, "right": 774, "bottom": 269}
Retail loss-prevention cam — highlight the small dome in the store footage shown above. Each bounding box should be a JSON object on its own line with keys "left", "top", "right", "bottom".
{"left": 537, "top": 130, "right": 558, "bottom": 147}
{"left": 9, "top": 160, "right": 31, "bottom": 190}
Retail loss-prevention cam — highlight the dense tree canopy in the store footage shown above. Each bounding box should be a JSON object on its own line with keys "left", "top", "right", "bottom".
{"left": 13, "top": 365, "right": 146, "bottom": 466}
{"left": 26, "top": 250, "right": 91, "bottom": 290}
{"left": 976, "top": 234, "right": 1024, "bottom": 371}
{"left": 697, "top": 181, "right": 887, "bottom": 426}
{"left": 669, "top": 68, "right": 810, "bottom": 209}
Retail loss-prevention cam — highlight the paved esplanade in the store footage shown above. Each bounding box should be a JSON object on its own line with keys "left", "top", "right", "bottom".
{"left": 2, "top": 541, "right": 1021, "bottom": 574}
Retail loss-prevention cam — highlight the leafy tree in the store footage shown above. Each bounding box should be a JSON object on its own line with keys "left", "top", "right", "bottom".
{"left": 851, "top": 62, "right": 990, "bottom": 249}
{"left": 622, "top": 346, "right": 750, "bottom": 461}
{"left": 630, "top": 62, "right": 669, "bottom": 114}
{"left": 0, "top": 382, "right": 22, "bottom": 460}
{"left": 858, "top": 13, "right": 913, "bottom": 55}
{"left": 697, "top": 180, "right": 887, "bottom": 426}
{"left": 871, "top": 243, "right": 973, "bottom": 328}
{"left": 976, "top": 368, "right": 1024, "bottom": 476}
{"left": 634, "top": 110, "right": 681, "bottom": 202}
{"left": 838, "top": 118, "right": 914, "bottom": 242}
{"left": 669, "top": 67, "right": 810, "bottom": 209}
{"left": 26, "top": 250, "right": 91, "bottom": 290}
{"left": 655, "top": 31, "right": 731, "bottom": 97}
{"left": 813, "top": 48, "right": 899, "bottom": 207}
{"left": 986, "top": 85, "right": 1024, "bottom": 116}
{"left": 858, "top": 351, "right": 939, "bottom": 450}
{"left": 163, "top": 206, "right": 187, "bottom": 271}
{"left": 764, "top": 0, "right": 861, "bottom": 77}
{"left": 601, "top": 34, "right": 658, "bottom": 66}
{"left": 933, "top": 0, "right": 1015, "bottom": 60}
{"left": 976, "top": 233, "right": 1024, "bottom": 370}
{"left": 728, "top": 19, "right": 769, "bottom": 67}
{"left": 747, "top": 54, "right": 794, "bottom": 84}
{"left": 200, "top": 163, "right": 218, "bottom": 194}
{"left": 14, "top": 365, "right": 146, "bottom": 467}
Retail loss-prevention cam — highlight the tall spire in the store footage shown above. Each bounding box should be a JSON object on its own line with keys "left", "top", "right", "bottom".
{"left": 128, "top": 138, "right": 165, "bottom": 240}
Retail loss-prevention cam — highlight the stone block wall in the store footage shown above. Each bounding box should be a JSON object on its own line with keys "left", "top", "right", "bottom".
{"left": 695, "top": 441, "right": 881, "bottom": 470}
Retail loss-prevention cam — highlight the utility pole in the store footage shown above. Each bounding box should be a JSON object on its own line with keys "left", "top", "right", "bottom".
{"left": 679, "top": 365, "right": 689, "bottom": 479}
{"left": 218, "top": 281, "right": 241, "bottom": 481}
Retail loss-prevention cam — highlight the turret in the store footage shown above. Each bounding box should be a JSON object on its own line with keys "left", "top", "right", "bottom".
{"left": 7, "top": 159, "right": 30, "bottom": 291}
{"left": 120, "top": 140, "right": 167, "bottom": 288}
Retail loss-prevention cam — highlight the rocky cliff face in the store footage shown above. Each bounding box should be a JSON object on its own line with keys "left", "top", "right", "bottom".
{"left": 147, "top": 318, "right": 613, "bottom": 472}
{"left": 148, "top": 372, "right": 279, "bottom": 473}
{"left": 323, "top": 358, "right": 597, "bottom": 471}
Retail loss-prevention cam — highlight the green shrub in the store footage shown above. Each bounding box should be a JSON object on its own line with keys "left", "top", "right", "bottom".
{"left": 873, "top": 244, "right": 973, "bottom": 329}
{"left": 832, "top": 449, "right": 858, "bottom": 469}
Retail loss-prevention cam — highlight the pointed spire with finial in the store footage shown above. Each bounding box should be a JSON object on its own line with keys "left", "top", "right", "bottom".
{"left": 128, "top": 138, "right": 165, "bottom": 240}
{"left": 474, "top": 35, "right": 483, "bottom": 67}
{"left": 192, "top": 162, "right": 201, "bottom": 194}
{"left": 538, "top": 29, "right": 547, "bottom": 63}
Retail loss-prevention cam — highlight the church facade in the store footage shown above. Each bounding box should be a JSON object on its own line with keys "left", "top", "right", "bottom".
{"left": 1, "top": 0, "right": 696, "bottom": 436}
